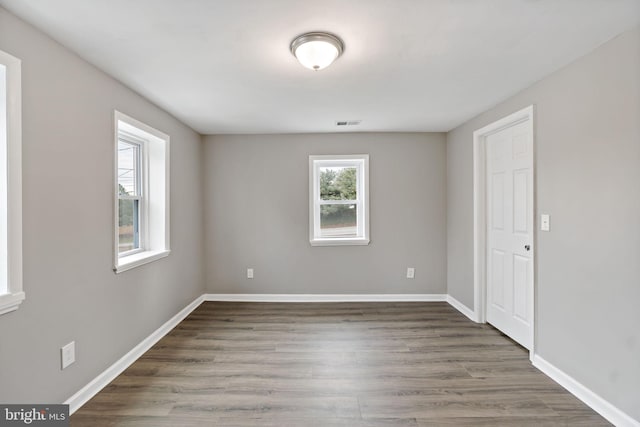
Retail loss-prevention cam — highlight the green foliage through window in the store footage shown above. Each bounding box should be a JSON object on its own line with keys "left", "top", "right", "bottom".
{"left": 319, "top": 167, "right": 357, "bottom": 230}
{"left": 320, "top": 167, "right": 356, "bottom": 200}
{"left": 118, "top": 183, "right": 133, "bottom": 229}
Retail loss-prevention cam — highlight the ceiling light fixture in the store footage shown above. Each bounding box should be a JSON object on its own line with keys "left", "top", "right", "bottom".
{"left": 290, "top": 32, "right": 344, "bottom": 71}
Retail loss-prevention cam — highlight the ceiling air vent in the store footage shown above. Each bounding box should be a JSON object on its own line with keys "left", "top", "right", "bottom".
{"left": 336, "top": 120, "right": 362, "bottom": 127}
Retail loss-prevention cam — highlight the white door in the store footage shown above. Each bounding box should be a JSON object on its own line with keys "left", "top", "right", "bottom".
{"left": 486, "top": 119, "right": 533, "bottom": 349}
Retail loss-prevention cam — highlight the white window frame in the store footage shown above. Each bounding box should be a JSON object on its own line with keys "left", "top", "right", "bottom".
{"left": 114, "top": 111, "right": 170, "bottom": 273}
{"left": 309, "top": 154, "right": 370, "bottom": 246}
{"left": 0, "top": 49, "right": 24, "bottom": 315}
{"left": 117, "top": 133, "right": 145, "bottom": 257}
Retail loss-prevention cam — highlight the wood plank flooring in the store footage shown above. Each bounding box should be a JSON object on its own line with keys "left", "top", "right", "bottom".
{"left": 71, "top": 302, "right": 609, "bottom": 426}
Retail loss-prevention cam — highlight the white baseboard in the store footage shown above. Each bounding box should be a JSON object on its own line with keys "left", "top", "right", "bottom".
{"left": 532, "top": 354, "right": 639, "bottom": 427}
{"left": 203, "top": 293, "right": 448, "bottom": 302}
{"left": 64, "top": 292, "right": 448, "bottom": 414}
{"left": 65, "top": 293, "right": 637, "bottom": 427}
{"left": 446, "top": 295, "right": 478, "bottom": 322}
{"left": 64, "top": 295, "right": 205, "bottom": 415}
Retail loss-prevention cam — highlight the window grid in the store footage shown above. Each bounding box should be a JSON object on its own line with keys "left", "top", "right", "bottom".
{"left": 117, "top": 134, "right": 144, "bottom": 256}
{"left": 315, "top": 163, "right": 362, "bottom": 239}
{"left": 309, "top": 155, "right": 369, "bottom": 246}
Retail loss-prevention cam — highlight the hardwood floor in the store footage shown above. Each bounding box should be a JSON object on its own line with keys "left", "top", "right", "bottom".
{"left": 71, "top": 302, "right": 610, "bottom": 426}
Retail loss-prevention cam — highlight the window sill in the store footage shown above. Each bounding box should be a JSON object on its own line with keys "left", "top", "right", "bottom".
{"left": 115, "top": 249, "right": 170, "bottom": 273}
{"left": 0, "top": 291, "right": 26, "bottom": 316}
{"left": 310, "top": 237, "right": 370, "bottom": 247}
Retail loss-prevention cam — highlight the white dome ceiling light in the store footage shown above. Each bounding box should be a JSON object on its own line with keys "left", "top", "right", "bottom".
{"left": 290, "top": 32, "right": 344, "bottom": 71}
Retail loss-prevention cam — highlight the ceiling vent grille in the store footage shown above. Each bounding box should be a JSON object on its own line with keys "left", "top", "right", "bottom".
{"left": 336, "top": 120, "right": 362, "bottom": 127}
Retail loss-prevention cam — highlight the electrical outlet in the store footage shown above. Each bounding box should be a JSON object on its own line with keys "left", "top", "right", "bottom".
{"left": 406, "top": 267, "right": 415, "bottom": 279}
{"left": 247, "top": 268, "right": 254, "bottom": 279}
{"left": 61, "top": 341, "right": 75, "bottom": 370}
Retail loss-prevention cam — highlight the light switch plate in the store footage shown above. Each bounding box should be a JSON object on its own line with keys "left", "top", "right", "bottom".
{"left": 541, "top": 214, "right": 550, "bottom": 231}
{"left": 247, "top": 268, "right": 254, "bottom": 279}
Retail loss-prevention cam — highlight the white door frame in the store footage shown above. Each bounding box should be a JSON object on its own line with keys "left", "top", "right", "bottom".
{"left": 473, "top": 105, "right": 536, "bottom": 356}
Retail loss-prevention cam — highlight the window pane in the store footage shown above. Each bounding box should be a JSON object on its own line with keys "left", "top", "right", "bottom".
{"left": 118, "top": 198, "right": 140, "bottom": 253}
{"left": 320, "top": 204, "right": 357, "bottom": 237}
{"left": 118, "top": 141, "right": 139, "bottom": 196}
{"left": 319, "top": 167, "right": 357, "bottom": 201}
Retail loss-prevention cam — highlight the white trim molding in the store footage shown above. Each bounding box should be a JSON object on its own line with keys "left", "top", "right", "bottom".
{"left": 64, "top": 293, "right": 449, "bottom": 414}
{"left": 63, "top": 293, "right": 635, "bottom": 425}
{"left": 115, "top": 249, "right": 171, "bottom": 273}
{"left": 473, "top": 105, "right": 536, "bottom": 349}
{"left": 309, "top": 154, "right": 370, "bottom": 247}
{"left": 0, "top": 49, "right": 24, "bottom": 316}
{"left": 64, "top": 295, "right": 204, "bottom": 415}
{"left": 204, "top": 293, "right": 447, "bottom": 303}
{"left": 446, "top": 295, "right": 478, "bottom": 322}
{"left": 113, "top": 111, "right": 170, "bottom": 274}
{"left": 532, "top": 354, "right": 640, "bottom": 427}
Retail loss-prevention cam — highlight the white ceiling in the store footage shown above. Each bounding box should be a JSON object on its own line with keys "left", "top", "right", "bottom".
{"left": 1, "top": 0, "right": 639, "bottom": 134}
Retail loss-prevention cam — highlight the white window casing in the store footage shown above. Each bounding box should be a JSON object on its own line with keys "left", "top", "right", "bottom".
{"left": 114, "top": 111, "right": 170, "bottom": 273}
{"left": 0, "top": 49, "right": 24, "bottom": 315}
{"left": 309, "top": 154, "right": 370, "bottom": 246}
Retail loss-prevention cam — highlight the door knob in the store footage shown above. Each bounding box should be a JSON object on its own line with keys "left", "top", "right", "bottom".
{"left": 524, "top": 245, "right": 530, "bottom": 251}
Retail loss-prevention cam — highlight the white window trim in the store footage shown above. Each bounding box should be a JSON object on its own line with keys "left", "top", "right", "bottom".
{"left": 114, "top": 111, "right": 170, "bottom": 273}
{"left": 0, "top": 50, "right": 24, "bottom": 315}
{"left": 309, "top": 154, "right": 370, "bottom": 246}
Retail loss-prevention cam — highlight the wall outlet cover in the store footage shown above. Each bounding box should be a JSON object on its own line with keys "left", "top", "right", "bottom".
{"left": 61, "top": 341, "right": 75, "bottom": 370}
{"left": 407, "top": 267, "right": 415, "bottom": 279}
{"left": 541, "top": 214, "right": 550, "bottom": 231}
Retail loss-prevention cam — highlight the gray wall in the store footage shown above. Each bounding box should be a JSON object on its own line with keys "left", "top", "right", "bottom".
{"left": 204, "top": 133, "right": 446, "bottom": 295}
{"left": 446, "top": 27, "right": 640, "bottom": 419}
{"left": 0, "top": 9, "right": 204, "bottom": 403}
{"left": 2, "top": 2, "right": 637, "bottom": 419}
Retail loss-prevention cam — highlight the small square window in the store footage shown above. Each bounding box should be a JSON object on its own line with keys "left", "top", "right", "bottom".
{"left": 309, "top": 155, "right": 370, "bottom": 246}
